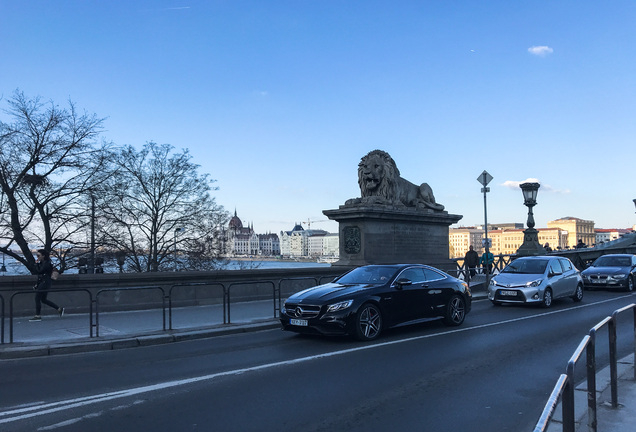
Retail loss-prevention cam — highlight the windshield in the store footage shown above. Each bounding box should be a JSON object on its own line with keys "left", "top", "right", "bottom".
{"left": 502, "top": 259, "right": 549, "bottom": 274}
{"left": 337, "top": 266, "right": 399, "bottom": 284}
{"left": 593, "top": 256, "right": 632, "bottom": 267}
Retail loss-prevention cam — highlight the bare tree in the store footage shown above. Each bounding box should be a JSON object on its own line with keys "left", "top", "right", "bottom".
{"left": 0, "top": 91, "right": 113, "bottom": 274}
{"left": 98, "top": 142, "right": 228, "bottom": 272}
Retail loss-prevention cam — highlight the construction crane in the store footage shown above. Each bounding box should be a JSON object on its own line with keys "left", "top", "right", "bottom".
{"left": 302, "top": 218, "right": 329, "bottom": 229}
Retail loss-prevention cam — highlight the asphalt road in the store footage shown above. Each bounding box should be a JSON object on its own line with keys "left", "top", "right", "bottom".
{"left": 1, "top": 290, "right": 635, "bottom": 432}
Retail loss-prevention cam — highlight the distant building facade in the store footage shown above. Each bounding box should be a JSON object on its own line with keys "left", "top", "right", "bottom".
{"left": 547, "top": 217, "right": 595, "bottom": 248}
{"left": 226, "top": 211, "right": 280, "bottom": 256}
{"left": 450, "top": 225, "right": 569, "bottom": 258}
{"left": 279, "top": 223, "right": 338, "bottom": 258}
{"left": 449, "top": 228, "right": 486, "bottom": 258}
{"left": 595, "top": 228, "right": 632, "bottom": 245}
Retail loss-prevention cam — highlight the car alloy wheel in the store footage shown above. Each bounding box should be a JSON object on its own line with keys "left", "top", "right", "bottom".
{"left": 542, "top": 288, "right": 553, "bottom": 308}
{"left": 444, "top": 295, "right": 466, "bottom": 326}
{"left": 572, "top": 285, "right": 583, "bottom": 302}
{"left": 627, "top": 277, "right": 634, "bottom": 293}
{"left": 355, "top": 303, "right": 382, "bottom": 341}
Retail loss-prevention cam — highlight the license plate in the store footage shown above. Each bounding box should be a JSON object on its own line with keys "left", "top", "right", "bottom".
{"left": 290, "top": 319, "right": 308, "bottom": 326}
{"left": 500, "top": 290, "right": 517, "bottom": 296}
{"left": 592, "top": 279, "right": 604, "bottom": 284}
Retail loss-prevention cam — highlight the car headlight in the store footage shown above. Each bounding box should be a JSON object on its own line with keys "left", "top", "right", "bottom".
{"left": 326, "top": 300, "right": 353, "bottom": 313}
{"left": 490, "top": 279, "right": 496, "bottom": 286}
{"left": 526, "top": 279, "right": 543, "bottom": 288}
{"left": 612, "top": 274, "right": 628, "bottom": 280}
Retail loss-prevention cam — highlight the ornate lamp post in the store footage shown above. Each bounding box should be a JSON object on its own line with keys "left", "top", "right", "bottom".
{"left": 516, "top": 182, "right": 547, "bottom": 256}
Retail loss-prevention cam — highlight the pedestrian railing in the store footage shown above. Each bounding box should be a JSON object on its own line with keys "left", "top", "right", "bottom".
{"left": 95, "top": 286, "right": 164, "bottom": 337}
{"left": 1, "top": 272, "right": 343, "bottom": 344}
{"left": 276, "top": 277, "right": 322, "bottom": 317}
{"left": 8, "top": 288, "right": 94, "bottom": 342}
{"left": 451, "top": 253, "right": 514, "bottom": 284}
{"left": 168, "top": 282, "right": 226, "bottom": 329}
{"left": 226, "top": 280, "right": 276, "bottom": 324}
{"left": 534, "top": 303, "right": 636, "bottom": 432}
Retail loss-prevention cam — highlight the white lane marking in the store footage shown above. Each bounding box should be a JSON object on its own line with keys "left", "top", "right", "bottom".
{"left": 2, "top": 294, "right": 633, "bottom": 426}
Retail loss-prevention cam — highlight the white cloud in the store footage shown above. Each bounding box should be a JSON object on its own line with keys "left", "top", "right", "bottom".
{"left": 528, "top": 45, "right": 554, "bottom": 56}
{"left": 502, "top": 178, "right": 540, "bottom": 189}
{"left": 502, "top": 179, "right": 570, "bottom": 194}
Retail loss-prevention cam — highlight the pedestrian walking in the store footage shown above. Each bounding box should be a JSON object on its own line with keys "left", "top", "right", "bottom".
{"left": 464, "top": 245, "right": 479, "bottom": 278}
{"left": 29, "top": 249, "right": 64, "bottom": 322}
{"left": 480, "top": 250, "right": 494, "bottom": 275}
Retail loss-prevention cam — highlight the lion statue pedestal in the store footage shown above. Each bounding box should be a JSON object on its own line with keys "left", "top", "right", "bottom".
{"left": 323, "top": 150, "right": 462, "bottom": 270}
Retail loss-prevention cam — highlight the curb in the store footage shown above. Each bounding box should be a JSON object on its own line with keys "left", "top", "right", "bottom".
{"left": 0, "top": 320, "right": 282, "bottom": 360}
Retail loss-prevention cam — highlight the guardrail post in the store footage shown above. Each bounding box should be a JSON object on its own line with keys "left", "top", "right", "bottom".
{"left": 162, "top": 293, "right": 167, "bottom": 331}
{"left": 274, "top": 283, "right": 281, "bottom": 318}
{"left": 95, "top": 295, "right": 100, "bottom": 337}
{"left": 226, "top": 285, "right": 231, "bottom": 324}
{"left": 608, "top": 314, "right": 618, "bottom": 408}
{"left": 564, "top": 361, "right": 576, "bottom": 432}
{"left": 89, "top": 296, "right": 95, "bottom": 338}
{"left": 586, "top": 329, "right": 598, "bottom": 432}
{"left": 633, "top": 305, "right": 636, "bottom": 381}
{"left": 0, "top": 294, "right": 4, "bottom": 344}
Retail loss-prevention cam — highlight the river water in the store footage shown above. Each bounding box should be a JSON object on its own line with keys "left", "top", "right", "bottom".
{"left": 0, "top": 257, "right": 331, "bottom": 276}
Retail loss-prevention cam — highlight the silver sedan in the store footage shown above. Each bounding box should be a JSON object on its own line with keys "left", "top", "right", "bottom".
{"left": 488, "top": 256, "right": 583, "bottom": 307}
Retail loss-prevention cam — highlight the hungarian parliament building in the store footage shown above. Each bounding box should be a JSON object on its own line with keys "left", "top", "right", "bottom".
{"left": 225, "top": 211, "right": 339, "bottom": 259}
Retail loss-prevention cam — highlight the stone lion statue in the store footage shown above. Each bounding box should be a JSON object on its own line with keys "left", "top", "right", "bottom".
{"left": 345, "top": 149, "right": 444, "bottom": 211}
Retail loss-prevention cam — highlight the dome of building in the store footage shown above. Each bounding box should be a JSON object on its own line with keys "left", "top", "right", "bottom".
{"left": 228, "top": 211, "right": 243, "bottom": 230}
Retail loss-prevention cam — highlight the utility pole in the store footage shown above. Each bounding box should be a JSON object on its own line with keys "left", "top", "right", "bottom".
{"left": 477, "top": 171, "right": 493, "bottom": 284}
{"left": 89, "top": 192, "right": 95, "bottom": 274}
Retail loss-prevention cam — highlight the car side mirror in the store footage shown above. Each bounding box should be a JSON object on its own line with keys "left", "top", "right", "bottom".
{"left": 394, "top": 278, "right": 412, "bottom": 290}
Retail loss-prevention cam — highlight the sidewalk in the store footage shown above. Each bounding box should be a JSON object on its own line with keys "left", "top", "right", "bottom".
{"left": 0, "top": 299, "right": 282, "bottom": 359}
{"left": 547, "top": 354, "right": 636, "bottom": 432}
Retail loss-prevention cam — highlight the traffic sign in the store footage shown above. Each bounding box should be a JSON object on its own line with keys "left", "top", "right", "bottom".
{"left": 477, "top": 170, "right": 493, "bottom": 187}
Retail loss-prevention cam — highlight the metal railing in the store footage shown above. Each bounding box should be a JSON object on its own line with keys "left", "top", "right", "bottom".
{"left": 451, "top": 253, "right": 514, "bottom": 284}
{"left": 534, "top": 303, "right": 636, "bottom": 432}
{"left": 276, "top": 277, "right": 321, "bottom": 316}
{"left": 95, "top": 286, "right": 164, "bottom": 337}
{"left": 2, "top": 271, "right": 344, "bottom": 343}
{"left": 8, "top": 288, "right": 94, "bottom": 342}
{"left": 168, "top": 282, "right": 226, "bottom": 329}
{"left": 226, "top": 280, "right": 276, "bottom": 324}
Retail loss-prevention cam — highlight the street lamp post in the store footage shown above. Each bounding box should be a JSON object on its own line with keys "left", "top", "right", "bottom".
{"left": 477, "top": 171, "right": 493, "bottom": 284}
{"left": 174, "top": 227, "right": 184, "bottom": 271}
{"left": 516, "top": 182, "right": 547, "bottom": 256}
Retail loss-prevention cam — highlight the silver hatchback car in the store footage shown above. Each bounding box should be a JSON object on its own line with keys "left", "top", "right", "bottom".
{"left": 488, "top": 256, "right": 583, "bottom": 307}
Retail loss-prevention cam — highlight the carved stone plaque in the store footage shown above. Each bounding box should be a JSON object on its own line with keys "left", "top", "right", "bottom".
{"left": 343, "top": 226, "right": 361, "bottom": 254}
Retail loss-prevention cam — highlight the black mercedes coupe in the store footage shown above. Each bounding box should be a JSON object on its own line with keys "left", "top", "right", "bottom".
{"left": 279, "top": 264, "right": 472, "bottom": 341}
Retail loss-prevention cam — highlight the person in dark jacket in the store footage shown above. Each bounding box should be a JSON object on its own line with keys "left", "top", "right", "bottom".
{"left": 464, "top": 245, "right": 480, "bottom": 278}
{"left": 29, "top": 249, "right": 64, "bottom": 322}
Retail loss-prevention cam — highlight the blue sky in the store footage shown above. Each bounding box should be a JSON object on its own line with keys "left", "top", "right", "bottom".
{"left": 2, "top": 1, "right": 635, "bottom": 234}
